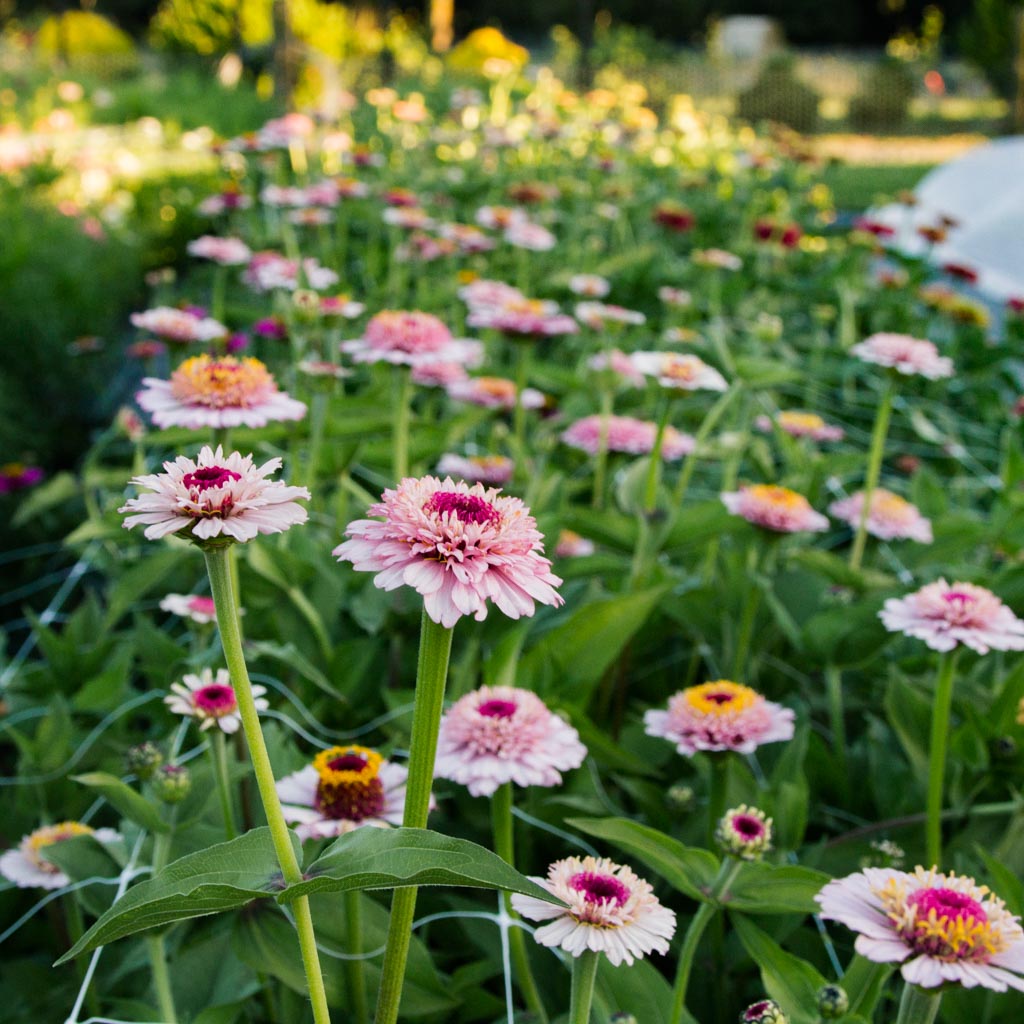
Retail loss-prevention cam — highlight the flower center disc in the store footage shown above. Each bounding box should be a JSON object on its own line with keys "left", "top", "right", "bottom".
{"left": 684, "top": 680, "right": 758, "bottom": 715}
{"left": 732, "top": 814, "right": 765, "bottom": 839}
{"left": 569, "top": 871, "right": 631, "bottom": 907}
{"left": 194, "top": 684, "right": 237, "bottom": 715}
{"left": 477, "top": 699, "right": 518, "bottom": 718}
{"left": 171, "top": 355, "right": 276, "bottom": 409}
{"left": 313, "top": 745, "right": 386, "bottom": 822}
{"left": 425, "top": 491, "right": 500, "bottom": 525}
{"left": 182, "top": 466, "right": 242, "bottom": 492}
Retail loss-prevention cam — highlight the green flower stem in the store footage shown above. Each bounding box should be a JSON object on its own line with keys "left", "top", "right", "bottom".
{"left": 146, "top": 933, "right": 178, "bottom": 1023}
{"left": 643, "top": 398, "right": 672, "bottom": 514}
{"left": 513, "top": 343, "right": 532, "bottom": 475}
{"left": 668, "top": 858, "right": 742, "bottom": 1024}
{"left": 591, "top": 387, "right": 614, "bottom": 510}
{"left": 730, "top": 546, "right": 762, "bottom": 680}
{"left": 672, "top": 385, "right": 742, "bottom": 507}
{"left": 305, "top": 391, "right": 329, "bottom": 493}
{"left": 895, "top": 983, "right": 943, "bottom": 1024}
{"left": 707, "top": 753, "right": 729, "bottom": 851}
{"left": 393, "top": 367, "right": 412, "bottom": 482}
{"left": 212, "top": 265, "right": 227, "bottom": 326}
{"left": 374, "top": 610, "right": 454, "bottom": 1024}
{"left": 64, "top": 894, "right": 100, "bottom": 1019}
{"left": 212, "top": 427, "right": 231, "bottom": 453}
{"left": 824, "top": 664, "right": 850, "bottom": 800}
{"left": 926, "top": 651, "right": 960, "bottom": 868}
{"left": 849, "top": 380, "right": 894, "bottom": 571}
{"left": 568, "top": 949, "right": 600, "bottom": 1024}
{"left": 345, "top": 890, "right": 369, "bottom": 1024}
{"left": 208, "top": 730, "right": 237, "bottom": 840}
{"left": 492, "top": 782, "right": 549, "bottom": 1024}
{"left": 204, "top": 544, "right": 332, "bottom": 1024}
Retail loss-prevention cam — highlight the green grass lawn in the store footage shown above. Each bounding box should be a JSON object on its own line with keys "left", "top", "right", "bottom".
{"left": 822, "top": 163, "right": 934, "bottom": 210}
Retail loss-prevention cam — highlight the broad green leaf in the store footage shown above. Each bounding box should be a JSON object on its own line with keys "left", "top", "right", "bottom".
{"left": 734, "top": 356, "right": 803, "bottom": 387}
{"left": 841, "top": 954, "right": 894, "bottom": 1018}
{"left": 72, "top": 772, "right": 169, "bottom": 834}
{"left": 567, "top": 817, "right": 720, "bottom": 903}
{"left": 283, "top": 827, "right": 564, "bottom": 905}
{"left": 788, "top": 549, "right": 893, "bottom": 593}
{"left": 482, "top": 621, "right": 531, "bottom": 688}
{"left": 56, "top": 828, "right": 292, "bottom": 962}
{"left": 884, "top": 674, "right": 931, "bottom": 778}
{"left": 102, "top": 548, "right": 184, "bottom": 629}
{"left": 977, "top": 845, "right": 1024, "bottom": 916}
{"left": 594, "top": 954, "right": 675, "bottom": 1024}
{"left": 725, "top": 862, "right": 829, "bottom": 915}
{"left": 732, "top": 915, "right": 828, "bottom": 1024}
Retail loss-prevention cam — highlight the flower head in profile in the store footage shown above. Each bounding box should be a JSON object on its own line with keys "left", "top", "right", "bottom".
{"left": 165, "top": 667, "right": 265, "bottom": 733}
{"left": 466, "top": 297, "right": 578, "bottom": 338}
{"left": 333, "top": 476, "right": 563, "bottom": 629}
{"left": 276, "top": 745, "right": 414, "bottom": 840}
{"left": 575, "top": 302, "right": 646, "bottom": 329}
{"left": 829, "top": 489, "right": 932, "bottom": 543}
{"left": 644, "top": 680, "right": 795, "bottom": 755}
{"left": 556, "top": 530, "right": 596, "bottom": 558}
{"left": 756, "top": 411, "right": 844, "bottom": 443}
{"left": 816, "top": 866, "right": 1024, "bottom": 992}
{"left": 504, "top": 221, "right": 557, "bottom": 251}
{"left": 0, "top": 463, "right": 45, "bottom": 493}
{"left": 435, "top": 685, "right": 587, "bottom": 797}
{"left": 186, "top": 235, "right": 252, "bottom": 266}
{"left": 446, "top": 375, "right": 546, "bottom": 410}
{"left": 137, "top": 355, "right": 307, "bottom": 430}
{"left": 851, "top": 333, "right": 953, "bottom": 380}
{"left": 435, "top": 453, "right": 514, "bottom": 485}
{"left": 119, "top": 446, "right": 310, "bottom": 543}
{"left": 879, "top": 579, "right": 1024, "bottom": 654}
{"left": 716, "top": 805, "right": 773, "bottom": 861}
{"left": 0, "top": 823, "right": 120, "bottom": 890}
{"left": 342, "top": 310, "right": 482, "bottom": 368}
{"left": 561, "top": 415, "right": 694, "bottom": 460}
{"left": 588, "top": 349, "right": 646, "bottom": 388}
{"left": 511, "top": 856, "right": 676, "bottom": 966}
{"left": 130, "top": 306, "right": 227, "bottom": 344}
{"left": 630, "top": 352, "right": 728, "bottom": 392}
{"left": 159, "top": 593, "right": 218, "bottom": 624}
{"left": 722, "top": 485, "right": 829, "bottom": 534}
{"left": 569, "top": 274, "right": 611, "bottom": 298}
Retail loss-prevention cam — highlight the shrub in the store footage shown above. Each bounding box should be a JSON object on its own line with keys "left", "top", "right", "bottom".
{"left": 848, "top": 57, "right": 915, "bottom": 131}
{"left": 736, "top": 54, "right": 820, "bottom": 132}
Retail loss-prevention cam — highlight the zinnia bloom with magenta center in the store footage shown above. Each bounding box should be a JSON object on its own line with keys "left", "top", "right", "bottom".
{"left": 342, "top": 310, "right": 482, "bottom": 367}
{"left": 510, "top": 856, "right": 676, "bottom": 966}
{"left": 333, "top": 477, "right": 563, "bottom": 628}
{"left": 879, "top": 579, "right": 1024, "bottom": 654}
{"left": 562, "top": 415, "right": 694, "bottom": 460}
{"left": 434, "top": 685, "right": 587, "bottom": 796}
{"left": 0, "top": 822, "right": 121, "bottom": 890}
{"left": 644, "top": 680, "right": 795, "bottom": 755}
{"left": 119, "top": 445, "right": 310, "bottom": 542}
{"left": 165, "top": 667, "right": 266, "bottom": 734}
{"left": 816, "top": 866, "right": 1024, "bottom": 992}
{"left": 851, "top": 333, "right": 953, "bottom": 380}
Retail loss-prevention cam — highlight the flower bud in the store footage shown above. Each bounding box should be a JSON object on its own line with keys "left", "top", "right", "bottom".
{"left": 154, "top": 764, "right": 192, "bottom": 804}
{"left": 740, "top": 999, "right": 788, "bottom": 1024}
{"left": 610, "top": 1015, "right": 638, "bottom": 1024}
{"left": 667, "top": 784, "right": 695, "bottom": 812}
{"left": 816, "top": 984, "right": 849, "bottom": 1019}
{"left": 716, "top": 805, "right": 773, "bottom": 861}
{"left": 125, "top": 742, "right": 163, "bottom": 782}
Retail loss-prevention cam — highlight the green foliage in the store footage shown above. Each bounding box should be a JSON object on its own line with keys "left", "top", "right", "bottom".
{"left": 737, "top": 55, "right": 821, "bottom": 132}
{"left": 848, "top": 58, "right": 916, "bottom": 132}
{"left": 959, "top": 0, "right": 1023, "bottom": 101}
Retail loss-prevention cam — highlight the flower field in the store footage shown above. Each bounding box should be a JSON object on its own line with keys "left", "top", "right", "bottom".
{"left": 3, "top": 66, "right": 1024, "bottom": 1024}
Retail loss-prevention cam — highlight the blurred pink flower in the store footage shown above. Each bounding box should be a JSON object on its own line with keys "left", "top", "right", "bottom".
{"left": 630, "top": 351, "right": 728, "bottom": 392}
{"left": 187, "top": 235, "right": 252, "bottom": 266}
{"left": 851, "top": 333, "right": 953, "bottom": 380}
{"left": 574, "top": 301, "right": 646, "bottom": 329}
{"left": 829, "top": 489, "right": 933, "bottom": 543}
{"left": 756, "top": 411, "right": 844, "bottom": 442}
{"left": 504, "top": 221, "right": 557, "bottom": 251}
{"left": 562, "top": 415, "right": 694, "bottom": 460}
{"left": 342, "top": 311, "right": 482, "bottom": 368}
{"left": 159, "top": 593, "right": 217, "bottom": 624}
{"left": 166, "top": 667, "right": 266, "bottom": 734}
{"left": 446, "top": 375, "right": 545, "bottom": 410}
{"left": 435, "top": 453, "right": 514, "bottom": 484}
{"left": 333, "top": 476, "right": 563, "bottom": 628}
{"left": 0, "top": 823, "right": 120, "bottom": 890}
{"left": 0, "top": 463, "right": 44, "bottom": 493}
{"left": 879, "top": 579, "right": 1024, "bottom": 654}
{"left": 555, "top": 530, "right": 596, "bottom": 558}
{"left": 722, "top": 484, "right": 829, "bottom": 533}
{"left": 130, "top": 306, "right": 227, "bottom": 344}
{"left": 569, "top": 274, "right": 611, "bottom": 297}
{"left": 435, "top": 685, "right": 586, "bottom": 796}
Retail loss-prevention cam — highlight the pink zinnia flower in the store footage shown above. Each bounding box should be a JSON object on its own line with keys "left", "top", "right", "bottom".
{"left": 159, "top": 593, "right": 218, "bottom": 624}
{"left": 562, "top": 415, "right": 695, "bottom": 460}
{"left": 504, "top": 221, "right": 557, "bottom": 251}
{"left": 438, "top": 222, "right": 495, "bottom": 254}
{"left": 119, "top": 445, "right": 310, "bottom": 543}
{"left": 0, "top": 823, "right": 121, "bottom": 890}
{"left": 412, "top": 360, "right": 470, "bottom": 388}
{"left": 446, "top": 376, "right": 546, "bottom": 410}
{"left": 342, "top": 311, "right": 482, "bottom": 368}
{"left": 575, "top": 301, "right": 646, "bottom": 329}
{"left": 510, "top": 856, "right": 676, "bottom": 966}
{"left": 644, "top": 680, "right": 795, "bottom": 755}
{"left": 435, "top": 453, "right": 514, "bottom": 485}
{"left": 383, "top": 207, "right": 434, "bottom": 230}
{"left": 243, "top": 251, "right": 339, "bottom": 293}
{"left": 588, "top": 349, "right": 646, "bottom": 387}
{"left": 716, "top": 805, "right": 773, "bottom": 860}
{"left": 130, "top": 306, "right": 227, "bottom": 344}
{"left": 276, "top": 745, "right": 414, "bottom": 840}
{"left": 851, "top": 333, "right": 953, "bottom": 380}
{"left": 475, "top": 206, "right": 529, "bottom": 231}
{"left": 722, "top": 485, "right": 829, "bottom": 533}
{"left": 434, "top": 685, "right": 587, "bottom": 796}
{"left": 136, "top": 355, "right": 307, "bottom": 430}
{"left": 165, "top": 667, "right": 266, "bottom": 734}
{"left": 630, "top": 351, "right": 728, "bottom": 392}
{"left": 458, "top": 278, "right": 524, "bottom": 310}
{"left": 693, "top": 248, "right": 742, "bottom": 271}
{"left": 829, "top": 489, "right": 933, "bottom": 543}
{"left": 555, "top": 530, "right": 596, "bottom": 558}
{"left": 466, "top": 299, "right": 578, "bottom": 338}
{"left": 879, "top": 579, "right": 1024, "bottom": 654}
{"left": 756, "top": 411, "right": 844, "bottom": 442}
{"left": 658, "top": 286, "right": 693, "bottom": 308}
{"left": 333, "top": 476, "right": 563, "bottom": 629}
{"left": 569, "top": 274, "right": 611, "bottom": 297}
{"left": 186, "top": 235, "right": 252, "bottom": 266}
{"left": 816, "top": 866, "right": 1024, "bottom": 992}
{"left": 0, "top": 463, "right": 45, "bottom": 493}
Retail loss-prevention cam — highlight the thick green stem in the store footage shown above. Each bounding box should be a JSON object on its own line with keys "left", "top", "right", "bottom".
{"left": 824, "top": 664, "right": 850, "bottom": 800}
{"left": 345, "top": 891, "right": 369, "bottom": 1024}
{"left": 212, "top": 265, "right": 227, "bottom": 326}
{"left": 64, "top": 895, "right": 100, "bottom": 1018}
{"left": 393, "top": 367, "right": 412, "bottom": 482}
{"left": 204, "top": 545, "right": 331, "bottom": 1024}
{"left": 208, "top": 730, "right": 237, "bottom": 840}
{"left": 926, "top": 651, "right": 959, "bottom": 868}
{"left": 731, "top": 550, "right": 762, "bottom": 680}
{"left": 492, "top": 782, "right": 549, "bottom": 1024}
{"left": 146, "top": 933, "right": 178, "bottom": 1023}
{"left": 643, "top": 398, "right": 672, "bottom": 514}
{"left": 707, "top": 754, "right": 729, "bottom": 851}
{"left": 591, "top": 387, "right": 614, "bottom": 510}
{"left": 374, "top": 610, "right": 454, "bottom": 1024}
{"left": 672, "top": 385, "right": 742, "bottom": 507}
{"left": 895, "top": 983, "right": 942, "bottom": 1024}
{"left": 568, "top": 950, "right": 600, "bottom": 1024}
{"left": 305, "top": 391, "right": 329, "bottom": 493}
{"left": 513, "top": 343, "right": 531, "bottom": 474}
{"left": 849, "top": 381, "right": 894, "bottom": 571}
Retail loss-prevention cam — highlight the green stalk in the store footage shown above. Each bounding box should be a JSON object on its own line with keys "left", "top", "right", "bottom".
{"left": 513, "top": 343, "right": 531, "bottom": 476}
{"left": 568, "top": 950, "right": 600, "bottom": 1024}
{"left": 926, "top": 651, "right": 959, "bottom": 868}
{"left": 824, "top": 665, "right": 850, "bottom": 800}
{"left": 208, "top": 730, "right": 237, "bottom": 840}
{"left": 345, "top": 890, "right": 369, "bottom": 1024}
{"left": 591, "top": 387, "right": 614, "bottom": 510}
{"left": 849, "top": 380, "right": 894, "bottom": 571}
{"left": 146, "top": 934, "right": 178, "bottom": 1023}
{"left": 492, "top": 782, "right": 549, "bottom": 1024}
{"left": 204, "top": 545, "right": 332, "bottom": 1024}
{"left": 672, "top": 385, "right": 742, "bottom": 507}
{"left": 706, "top": 754, "right": 729, "bottom": 851}
{"left": 730, "top": 548, "right": 762, "bottom": 680}
{"left": 895, "top": 983, "right": 942, "bottom": 1024}
{"left": 64, "top": 895, "right": 100, "bottom": 1018}
{"left": 392, "top": 367, "right": 412, "bottom": 482}
{"left": 374, "top": 610, "right": 454, "bottom": 1024}
{"left": 305, "top": 391, "right": 329, "bottom": 493}
{"left": 212, "top": 265, "right": 227, "bottom": 326}
{"left": 643, "top": 397, "right": 672, "bottom": 514}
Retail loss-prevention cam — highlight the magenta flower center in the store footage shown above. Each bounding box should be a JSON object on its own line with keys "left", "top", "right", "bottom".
{"left": 182, "top": 466, "right": 242, "bottom": 492}
{"left": 424, "top": 491, "right": 500, "bottom": 525}
{"left": 569, "top": 871, "right": 631, "bottom": 906}
{"left": 909, "top": 887, "right": 988, "bottom": 926}
{"left": 316, "top": 775, "right": 385, "bottom": 822}
{"left": 194, "top": 684, "right": 237, "bottom": 715}
{"left": 743, "top": 1002, "right": 773, "bottom": 1021}
{"left": 731, "top": 814, "right": 765, "bottom": 839}
{"left": 477, "top": 699, "right": 518, "bottom": 718}
{"left": 328, "top": 753, "right": 368, "bottom": 772}
{"left": 188, "top": 596, "right": 216, "bottom": 616}
{"left": 705, "top": 690, "right": 736, "bottom": 706}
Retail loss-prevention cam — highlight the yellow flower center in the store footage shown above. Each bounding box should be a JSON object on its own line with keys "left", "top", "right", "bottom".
{"left": 661, "top": 356, "right": 700, "bottom": 382}
{"left": 778, "top": 412, "right": 825, "bottom": 433}
{"left": 312, "top": 746, "right": 386, "bottom": 822}
{"left": 746, "top": 485, "right": 808, "bottom": 510}
{"left": 26, "top": 821, "right": 94, "bottom": 871}
{"left": 871, "top": 490, "right": 914, "bottom": 522}
{"left": 469, "top": 456, "right": 508, "bottom": 471}
{"left": 475, "top": 377, "right": 517, "bottom": 401}
{"left": 170, "top": 355, "right": 275, "bottom": 409}
{"left": 684, "top": 681, "right": 758, "bottom": 715}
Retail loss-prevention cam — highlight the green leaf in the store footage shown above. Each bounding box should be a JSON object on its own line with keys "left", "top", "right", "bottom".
{"left": 55, "top": 828, "right": 291, "bottom": 963}
{"left": 732, "top": 915, "right": 828, "bottom": 1024}
{"left": 725, "top": 862, "right": 829, "bottom": 915}
{"left": 840, "top": 954, "right": 894, "bottom": 1018}
{"left": 284, "top": 827, "right": 565, "bottom": 905}
{"left": 103, "top": 548, "right": 184, "bottom": 629}
{"left": 567, "top": 817, "right": 720, "bottom": 903}
{"left": 884, "top": 674, "right": 931, "bottom": 778}
{"left": 789, "top": 550, "right": 893, "bottom": 592}
{"left": 594, "top": 954, "right": 675, "bottom": 1024}
{"left": 734, "top": 356, "right": 803, "bottom": 387}
{"left": 72, "top": 772, "right": 169, "bottom": 834}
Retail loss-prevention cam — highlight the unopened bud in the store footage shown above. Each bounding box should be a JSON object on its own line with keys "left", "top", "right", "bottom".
{"left": 667, "top": 784, "right": 695, "bottom": 812}
{"left": 154, "top": 764, "right": 191, "bottom": 804}
{"left": 716, "top": 805, "right": 773, "bottom": 861}
{"left": 740, "top": 999, "right": 788, "bottom": 1024}
{"left": 125, "top": 742, "right": 163, "bottom": 782}
{"left": 816, "top": 984, "right": 849, "bottom": 1019}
